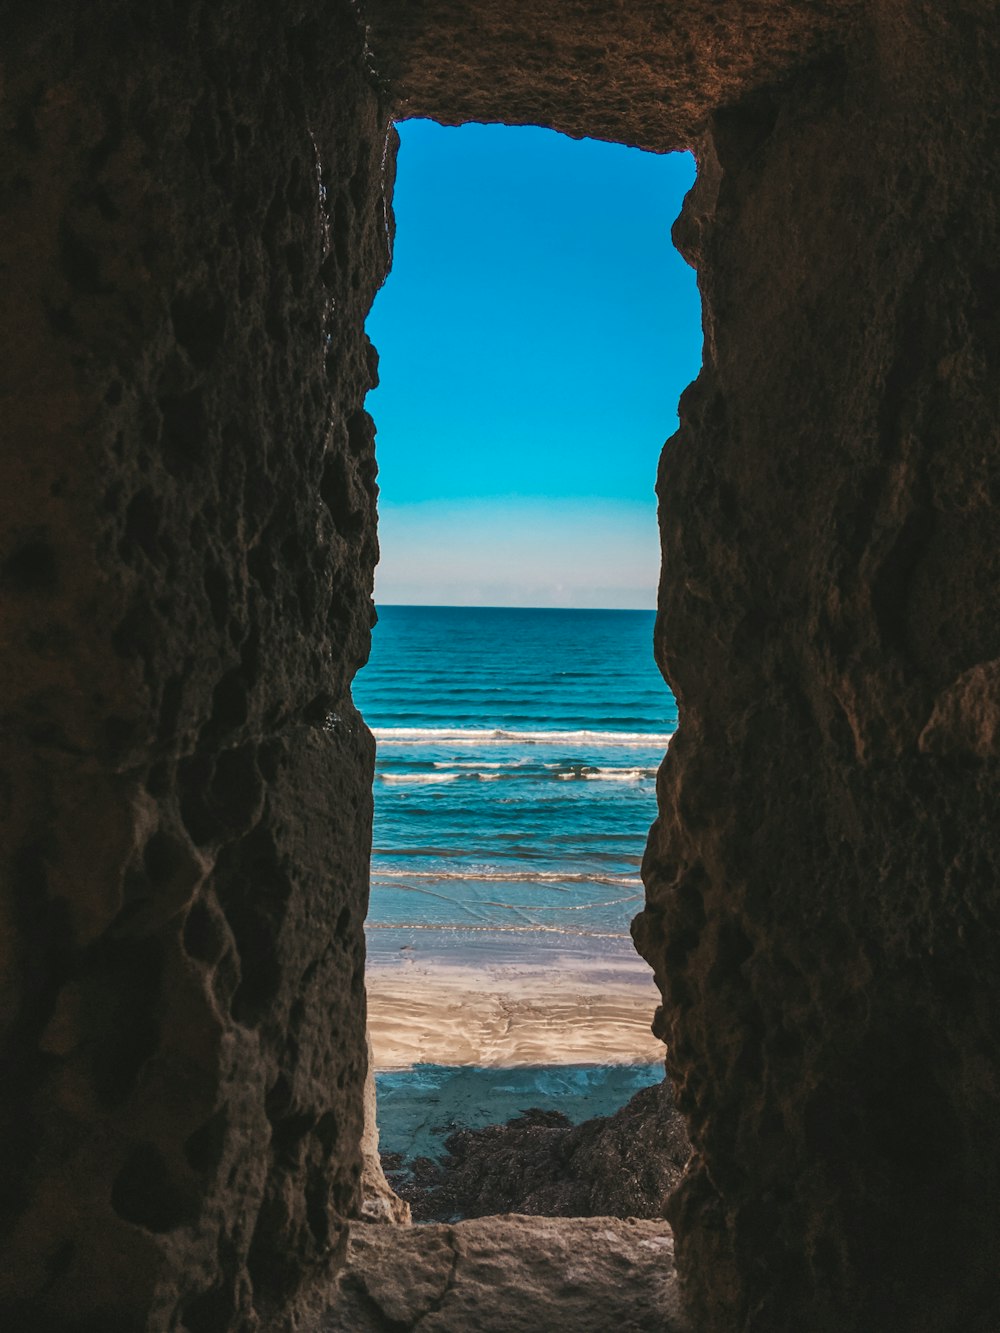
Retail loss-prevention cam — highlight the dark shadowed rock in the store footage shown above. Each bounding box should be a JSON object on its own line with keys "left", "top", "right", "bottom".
{"left": 0, "top": 3, "right": 390, "bottom": 1327}
{"left": 4, "top": 1, "right": 1000, "bottom": 1329}
{"left": 387, "top": 1077, "right": 691, "bottom": 1223}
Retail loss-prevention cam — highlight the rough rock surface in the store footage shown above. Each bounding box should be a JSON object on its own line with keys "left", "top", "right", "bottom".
{"left": 4, "top": 1, "right": 1000, "bottom": 1331}
{"left": 314, "top": 1215, "right": 688, "bottom": 1332}
{"left": 366, "top": 0, "right": 862, "bottom": 154}
{"left": 360, "top": 1033, "right": 411, "bottom": 1224}
{"left": 386, "top": 1078, "right": 690, "bottom": 1223}
{"left": 0, "top": 3, "right": 392, "bottom": 1328}
{"left": 631, "top": 9, "right": 1000, "bottom": 1332}
{"left": 368, "top": 1, "right": 1000, "bottom": 1326}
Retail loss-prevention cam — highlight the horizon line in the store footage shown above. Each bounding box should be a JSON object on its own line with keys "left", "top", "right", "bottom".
{"left": 374, "top": 602, "right": 657, "bottom": 613}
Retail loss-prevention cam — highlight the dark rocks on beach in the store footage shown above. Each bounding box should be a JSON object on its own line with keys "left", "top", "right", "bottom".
{"left": 384, "top": 1078, "right": 691, "bottom": 1223}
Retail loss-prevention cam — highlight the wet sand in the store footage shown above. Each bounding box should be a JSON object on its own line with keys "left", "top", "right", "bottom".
{"left": 366, "top": 933, "right": 666, "bottom": 1163}
{"left": 366, "top": 945, "right": 663, "bottom": 1071}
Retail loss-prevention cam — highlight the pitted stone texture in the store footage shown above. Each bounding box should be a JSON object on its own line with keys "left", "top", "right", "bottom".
{"left": 632, "top": 5, "right": 1000, "bottom": 1331}
{"left": 366, "top": 0, "right": 861, "bottom": 153}
{"left": 919, "top": 660, "right": 1000, "bottom": 760}
{"left": 0, "top": 2, "right": 390, "bottom": 1328}
{"left": 317, "top": 1215, "right": 688, "bottom": 1332}
{"left": 367, "top": 1, "right": 1000, "bottom": 1327}
{"left": 5, "top": 1, "right": 1000, "bottom": 1332}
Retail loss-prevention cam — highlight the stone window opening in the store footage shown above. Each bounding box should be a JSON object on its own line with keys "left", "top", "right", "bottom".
{"left": 354, "top": 122, "right": 704, "bottom": 1226}
{"left": 8, "top": 6, "right": 997, "bottom": 1330}
{"left": 3, "top": 10, "right": 997, "bottom": 1333}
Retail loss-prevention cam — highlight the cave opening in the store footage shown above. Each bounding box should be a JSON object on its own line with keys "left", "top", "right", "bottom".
{"left": 5, "top": 6, "right": 997, "bottom": 1328}
{"left": 352, "top": 119, "right": 702, "bottom": 1221}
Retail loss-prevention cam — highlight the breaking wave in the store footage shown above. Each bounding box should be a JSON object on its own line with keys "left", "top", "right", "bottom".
{"left": 372, "top": 725, "right": 674, "bottom": 748}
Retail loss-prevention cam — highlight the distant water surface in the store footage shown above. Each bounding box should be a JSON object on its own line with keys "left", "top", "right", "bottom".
{"left": 353, "top": 606, "right": 677, "bottom": 966}
{"left": 376, "top": 1062, "right": 664, "bottom": 1161}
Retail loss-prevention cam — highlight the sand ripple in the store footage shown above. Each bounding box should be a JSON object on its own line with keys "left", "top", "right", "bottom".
{"left": 366, "top": 954, "right": 664, "bottom": 1070}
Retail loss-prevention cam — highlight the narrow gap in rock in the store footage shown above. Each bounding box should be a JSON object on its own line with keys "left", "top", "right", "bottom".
{"left": 353, "top": 120, "right": 701, "bottom": 1223}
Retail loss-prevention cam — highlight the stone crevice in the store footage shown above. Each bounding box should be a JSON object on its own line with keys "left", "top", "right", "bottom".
{"left": 409, "top": 1227, "right": 461, "bottom": 1331}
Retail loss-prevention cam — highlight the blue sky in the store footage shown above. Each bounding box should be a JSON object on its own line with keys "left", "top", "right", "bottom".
{"left": 365, "top": 120, "right": 702, "bottom": 609}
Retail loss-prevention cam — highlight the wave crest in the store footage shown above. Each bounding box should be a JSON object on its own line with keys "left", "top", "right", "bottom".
{"left": 373, "top": 725, "right": 674, "bottom": 747}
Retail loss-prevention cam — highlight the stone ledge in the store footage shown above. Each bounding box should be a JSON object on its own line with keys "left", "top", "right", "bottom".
{"left": 313, "top": 1215, "right": 689, "bottom": 1332}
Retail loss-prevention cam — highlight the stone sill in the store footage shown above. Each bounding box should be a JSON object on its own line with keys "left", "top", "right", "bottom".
{"left": 313, "top": 1214, "right": 687, "bottom": 1332}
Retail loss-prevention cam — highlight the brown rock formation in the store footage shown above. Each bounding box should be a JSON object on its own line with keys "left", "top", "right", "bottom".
{"left": 1, "top": 3, "right": 392, "bottom": 1328}
{"left": 370, "top": 3, "right": 1000, "bottom": 1327}
{"left": 386, "top": 1077, "right": 690, "bottom": 1223}
{"left": 633, "top": 11, "right": 1000, "bottom": 1329}
{"left": 313, "top": 1214, "right": 688, "bottom": 1332}
{"left": 365, "top": 0, "right": 862, "bottom": 154}
{"left": 3, "top": 1, "right": 1000, "bottom": 1330}
{"left": 360, "top": 1034, "right": 411, "bottom": 1224}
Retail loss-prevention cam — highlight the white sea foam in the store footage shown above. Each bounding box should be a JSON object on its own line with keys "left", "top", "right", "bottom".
{"left": 373, "top": 868, "right": 640, "bottom": 887}
{"left": 365, "top": 920, "right": 632, "bottom": 939}
{"left": 378, "top": 762, "right": 656, "bottom": 784}
{"left": 373, "top": 725, "right": 673, "bottom": 747}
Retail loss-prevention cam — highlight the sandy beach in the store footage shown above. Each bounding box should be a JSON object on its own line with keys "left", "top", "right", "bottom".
{"left": 366, "top": 942, "right": 663, "bottom": 1071}
{"left": 366, "top": 934, "right": 666, "bottom": 1163}
{"left": 356, "top": 607, "right": 673, "bottom": 1162}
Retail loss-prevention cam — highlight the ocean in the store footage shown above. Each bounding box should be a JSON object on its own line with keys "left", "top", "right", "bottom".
{"left": 352, "top": 605, "right": 678, "bottom": 1159}
{"left": 353, "top": 604, "right": 677, "bottom": 967}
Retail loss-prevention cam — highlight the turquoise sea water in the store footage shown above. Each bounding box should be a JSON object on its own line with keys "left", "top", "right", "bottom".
{"left": 354, "top": 606, "right": 675, "bottom": 1156}
{"left": 353, "top": 605, "right": 678, "bottom": 967}
{"left": 375, "top": 1063, "right": 665, "bottom": 1161}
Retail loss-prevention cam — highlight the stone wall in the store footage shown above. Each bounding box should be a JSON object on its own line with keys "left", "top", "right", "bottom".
{"left": 371, "top": 1, "right": 1000, "bottom": 1328}
{"left": 0, "top": 4, "right": 389, "bottom": 1328}
{"left": 4, "top": 1, "right": 1000, "bottom": 1330}
{"left": 635, "top": 7, "right": 1000, "bottom": 1328}
{"left": 366, "top": 0, "right": 861, "bottom": 153}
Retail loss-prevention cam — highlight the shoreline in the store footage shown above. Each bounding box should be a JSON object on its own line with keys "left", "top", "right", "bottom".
{"left": 366, "top": 944, "right": 663, "bottom": 1072}
{"left": 375, "top": 1061, "right": 665, "bottom": 1161}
